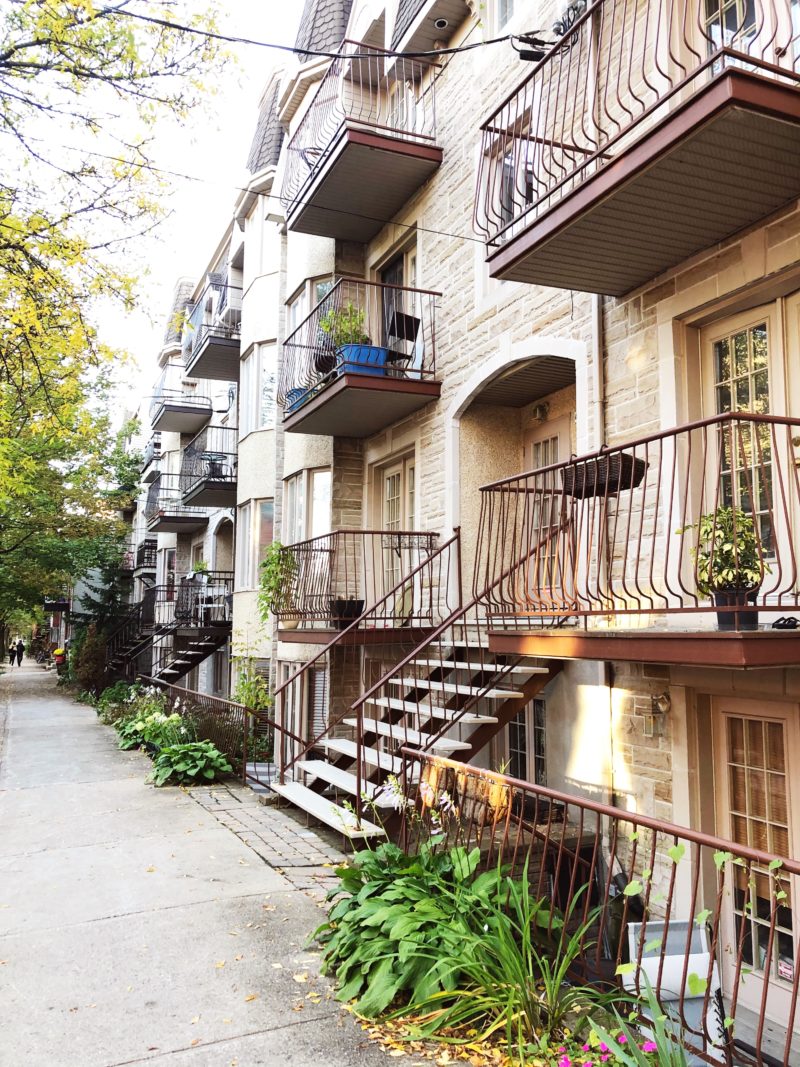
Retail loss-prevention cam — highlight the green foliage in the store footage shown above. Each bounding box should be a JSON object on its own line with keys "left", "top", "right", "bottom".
{"left": 148, "top": 741, "right": 232, "bottom": 787}
{"left": 234, "top": 660, "right": 272, "bottom": 710}
{"left": 591, "top": 978, "right": 690, "bottom": 1066}
{"left": 677, "top": 506, "right": 769, "bottom": 595}
{"left": 70, "top": 623, "right": 107, "bottom": 695}
{"left": 319, "top": 302, "right": 371, "bottom": 348}
{"left": 116, "top": 710, "right": 191, "bottom": 752}
{"left": 258, "top": 543, "right": 298, "bottom": 621}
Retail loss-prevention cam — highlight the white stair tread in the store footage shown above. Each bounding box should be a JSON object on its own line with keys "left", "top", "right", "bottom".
{"left": 411, "top": 659, "right": 546, "bottom": 674}
{"left": 270, "top": 781, "right": 385, "bottom": 839}
{"left": 343, "top": 718, "right": 470, "bottom": 753}
{"left": 322, "top": 738, "right": 414, "bottom": 777}
{"left": 366, "top": 696, "right": 495, "bottom": 724}
{"left": 297, "top": 760, "right": 396, "bottom": 807}
{"left": 390, "top": 677, "right": 524, "bottom": 699}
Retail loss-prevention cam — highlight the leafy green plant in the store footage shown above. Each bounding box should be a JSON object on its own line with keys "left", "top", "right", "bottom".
{"left": 190, "top": 559, "right": 209, "bottom": 574}
{"left": 591, "top": 977, "right": 690, "bottom": 1066}
{"left": 319, "top": 302, "right": 371, "bottom": 348}
{"left": 677, "top": 506, "right": 769, "bottom": 594}
{"left": 147, "top": 740, "right": 232, "bottom": 786}
{"left": 234, "top": 659, "right": 272, "bottom": 710}
{"left": 396, "top": 867, "right": 621, "bottom": 1058}
{"left": 258, "top": 542, "right": 298, "bottom": 621}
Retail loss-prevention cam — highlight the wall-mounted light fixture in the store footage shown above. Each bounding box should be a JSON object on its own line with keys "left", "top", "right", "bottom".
{"left": 643, "top": 691, "right": 671, "bottom": 737}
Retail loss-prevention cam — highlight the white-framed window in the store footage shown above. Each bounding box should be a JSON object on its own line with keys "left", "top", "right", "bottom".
{"left": 240, "top": 344, "right": 276, "bottom": 437}
{"left": 283, "top": 468, "right": 331, "bottom": 544}
{"left": 496, "top": 0, "right": 515, "bottom": 30}
{"left": 286, "top": 276, "right": 333, "bottom": 337}
{"left": 235, "top": 498, "right": 274, "bottom": 589}
{"left": 507, "top": 697, "right": 546, "bottom": 786}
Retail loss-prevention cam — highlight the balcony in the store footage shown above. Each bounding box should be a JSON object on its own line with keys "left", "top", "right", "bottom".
{"left": 172, "top": 571, "right": 234, "bottom": 630}
{"left": 134, "top": 538, "right": 157, "bottom": 571}
{"left": 183, "top": 282, "right": 241, "bottom": 382}
{"left": 475, "top": 413, "right": 800, "bottom": 667}
{"left": 141, "top": 436, "right": 161, "bottom": 483}
{"left": 144, "top": 473, "right": 209, "bottom": 534}
{"left": 274, "top": 529, "right": 441, "bottom": 642}
{"left": 120, "top": 542, "right": 135, "bottom": 575}
{"left": 281, "top": 41, "right": 442, "bottom": 241}
{"left": 277, "top": 278, "right": 440, "bottom": 436}
{"left": 149, "top": 364, "right": 212, "bottom": 434}
{"left": 474, "top": 0, "right": 800, "bottom": 296}
{"left": 180, "top": 425, "right": 237, "bottom": 508}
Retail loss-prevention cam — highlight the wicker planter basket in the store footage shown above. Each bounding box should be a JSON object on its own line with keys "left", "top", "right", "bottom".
{"left": 561, "top": 451, "right": 647, "bottom": 499}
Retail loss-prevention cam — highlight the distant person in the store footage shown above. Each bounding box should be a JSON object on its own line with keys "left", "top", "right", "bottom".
{"left": 16, "top": 639, "right": 24, "bottom": 666}
{"left": 7, "top": 643, "right": 15, "bottom": 665}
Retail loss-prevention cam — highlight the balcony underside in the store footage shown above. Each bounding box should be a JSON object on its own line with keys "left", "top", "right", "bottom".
{"left": 283, "top": 373, "right": 441, "bottom": 437}
{"left": 488, "top": 627, "right": 800, "bottom": 668}
{"left": 185, "top": 334, "right": 240, "bottom": 382}
{"left": 182, "top": 479, "right": 237, "bottom": 508}
{"left": 278, "top": 625, "right": 435, "bottom": 645}
{"left": 286, "top": 126, "right": 442, "bottom": 242}
{"left": 151, "top": 402, "right": 211, "bottom": 434}
{"left": 487, "top": 71, "right": 800, "bottom": 296}
{"left": 146, "top": 514, "right": 209, "bottom": 534}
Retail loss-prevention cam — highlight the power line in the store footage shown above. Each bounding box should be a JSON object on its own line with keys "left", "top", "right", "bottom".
{"left": 115, "top": 8, "right": 549, "bottom": 61}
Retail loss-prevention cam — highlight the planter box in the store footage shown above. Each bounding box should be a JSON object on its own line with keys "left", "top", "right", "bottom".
{"left": 561, "top": 451, "right": 647, "bottom": 499}
{"left": 337, "top": 344, "right": 388, "bottom": 376}
{"left": 713, "top": 588, "right": 759, "bottom": 631}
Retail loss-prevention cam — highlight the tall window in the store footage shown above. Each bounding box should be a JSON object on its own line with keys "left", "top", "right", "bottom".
{"left": 508, "top": 698, "right": 546, "bottom": 785}
{"left": 235, "top": 502, "right": 251, "bottom": 587}
{"left": 283, "top": 468, "right": 331, "bottom": 544}
{"left": 235, "top": 499, "right": 274, "bottom": 589}
{"left": 497, "top": 0, "right": 515, "bottom": 29}
{"left": 240, "top": 345, "right": 276, "bottom": 436}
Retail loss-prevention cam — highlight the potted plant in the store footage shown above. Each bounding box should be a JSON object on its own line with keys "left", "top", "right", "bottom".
{"left": 678, "top": 506, "right": 770, "bottom": 631}
{"left": 258, "top": 542, "right": 299, "bottom": 629}
{"left": 319, "top": 302, "right": 388, "bottom": 377}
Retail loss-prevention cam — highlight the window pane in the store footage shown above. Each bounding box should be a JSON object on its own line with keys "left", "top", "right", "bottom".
{"left": 310, "top": 471, "right": 331, "bottom": 539}
{"left": 257, "top": 500, "right": 274, "bottom": 564}
{"left": 236, "top": 503, "right": 251, "bottom": 586}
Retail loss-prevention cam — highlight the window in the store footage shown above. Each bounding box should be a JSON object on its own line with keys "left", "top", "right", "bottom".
{"left": 235, "top": 502, "right": 251, "bottom": 587}
{"left": 507, "top": 697, "right": 546, "bottom": 786}
{"left": 283, "top": 468, "right": 331, "bottom": 544}
{"left": 212, "top": 647, "right": 228, "bottom": 695}
{"left": 235, "top": 499, "right": 274, "bottom": 589}
{"left": 497, "top": 0, "right": 514, "bottom": 29}
{"left": 286, "top": 277, "right": 333, "bottom": 337}
{"left": 240, "top": 345, "right": 276, "bottom": 436}
{"left": 257, "top": 501, "right": 274, "bottom": 565}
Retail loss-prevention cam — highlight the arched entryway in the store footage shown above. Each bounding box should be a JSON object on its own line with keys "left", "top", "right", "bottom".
{"left": 213, "top": 517, "right": 234, "bottom": 572}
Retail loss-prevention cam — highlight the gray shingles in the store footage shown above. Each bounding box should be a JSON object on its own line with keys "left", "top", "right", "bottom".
{"left": 246, "top": 80, "right": 284, "bottom": 174}
{"left": 392, "top": 0, "right": 425, "bottom": 47}
{"left": 162, "top": 279, "right": 193, "bottom": 347}
{"left": 294, "top": 0, "right": 354, "bottom": 55}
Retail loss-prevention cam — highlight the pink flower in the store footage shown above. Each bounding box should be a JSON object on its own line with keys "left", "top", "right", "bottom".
{"left": 641, "top": 1041, "right": 658, "bottom": 1053}
{"left": 582, "top": 1045, "right": 591, "bottom": 1052}
{"left": 601, "top": 1057, "right": 610, "bottom": 1063}
{"left": 599, "top": 1044, "right": 609, "bottom": 1053}
{"left": 618, "top": 1035, "right": 627, "bottom": 1044}
{"left": 558, "top": 1057, "right": 572, "bottom": 1067}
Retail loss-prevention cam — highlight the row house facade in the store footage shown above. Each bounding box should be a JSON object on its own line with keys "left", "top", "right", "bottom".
{"left": 108, "top": 0, "right": 800, "bottom": 1060}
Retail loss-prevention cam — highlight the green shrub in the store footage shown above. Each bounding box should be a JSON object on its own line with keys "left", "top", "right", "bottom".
{"left": 116, "top": 710, "right": 192, "bottom": 751}
{"left": 147, "top": 740, "right": 232, "bottom": 786}
{"left": 71, "top": 623, "right": 107, "bottom": 694}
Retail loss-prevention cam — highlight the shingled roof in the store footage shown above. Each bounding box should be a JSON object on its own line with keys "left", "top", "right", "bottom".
{"left": 246, "top": 79, "right": 284, "bottom": 174}
{"left": 294, "top": 0, "right": 353, "bottom": 54}
{"left": 162, "top": 279, "right": 193, "bottom": 347}
{"left": 392, "top": 0, "right": 425, "bottom": 47}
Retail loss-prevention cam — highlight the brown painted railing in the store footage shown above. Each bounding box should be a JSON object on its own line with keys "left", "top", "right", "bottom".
{"left": 476, "top": 412, "right": 800, "bottom": 625}
{"left": 145, "top": 472, "right": 209, "bottom": 527}
{"left": 179, "top": 425, "right": 238, "bottom": 499}
{"left": 281, "top": 39, "right": 437, "bottom": 216}
{"left": 277, "top": 277, "right": 439, "bottom": 417}
{"left": 269, "top": 532, "right": 462, "bottom": 790}
{"left": 474, "top": 0, "right": 800, "bottom": 247}
{"left": 401, "top": 751, "right": 800, "bottom": 1067}
{"left": 275, "top": 529, "right": 439, "bottom": 625}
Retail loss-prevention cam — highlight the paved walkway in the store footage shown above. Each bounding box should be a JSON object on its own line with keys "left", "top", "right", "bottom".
{"left": 0, "top": 665, "right": 390, "bottom": 1067}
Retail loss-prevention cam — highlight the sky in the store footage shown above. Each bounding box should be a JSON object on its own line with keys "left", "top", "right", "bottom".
{"left": 102, "top": 1, "right": 304, "bottom": 419}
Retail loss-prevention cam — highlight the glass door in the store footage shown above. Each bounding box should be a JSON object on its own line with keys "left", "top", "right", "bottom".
{"left": 523, "top": 416, "right": 573, "bottom": 613}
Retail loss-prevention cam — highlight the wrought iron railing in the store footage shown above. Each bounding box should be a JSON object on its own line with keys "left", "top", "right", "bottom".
{"left": 475, "top": 0, "right": 800, "bottom": 247}
{"left": 277, "top": 277, "right": 439, "bottom": 416}
{"left": 141, "top": 436, "right": 161, "bottom": 470}
{"left": 183, "top": 281, "right": 242, "bottom": 368}
{"left": 475, "top": 412, "right": 800, "bottom": 626}
{"left": 274, "top": 529, "right": 440, "bottom": 625}
{"left": 120, "top": 542, "right": 135, "bottom": 572}
{"left": 135, "top": 539, "right": 157, "bottom": 570}
{"left": 149, "top": 362, "right": 211, "bottom": 422}
{"left": 401, "top": 751, "right": 800, "bottom": 1067}
{"left": 281, "top": 39, "right": 437, "bottom": 215}
{"left": 179, "top": 425, "right": 237, "bottom": 498}
{"left": 144, "top": 473, "right": 209, "bottom": 527}
{"left": 172, "top": 571, "right": 234, "bottom": 628}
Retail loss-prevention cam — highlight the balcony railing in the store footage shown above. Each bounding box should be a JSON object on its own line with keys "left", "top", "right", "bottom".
{"left": 401, "top": 752, "right": 800, "bottom": 1066}
{"left": 274, "top": 529, "right": 441, "bottom": 626}
{"left": 474, "top": 0, "right": 800, "bottom": 250}
{"left": 281, "top": 39, "right": 437, "bottom": 219}
{"left": 277, "top": 277, "right": 439, "bottom": 418}
{"left": 120, "top": 542, "right": 135, "bottom": 572}
{"left": 144, "top": 473, "right": 209, "bottom": 527}
{"left": 180, "top": 425, "right": 237, "bottom": 500}
{"left": 149, "top": 362, "right": 211, "bottom": 423}
{"left": 141, "top": 436, "right": 161, "bottom": 470}
{"left": 135, "top": 539, "right": 157, "bottom": 570}
{"left": 475, "top": 413, "right": 800, "bottom": 628}
{"left": 183, "top": 281, "right": 242, "bottom": 374}
{"left": 173, "top": 571, "right": 234, "bottom": 628}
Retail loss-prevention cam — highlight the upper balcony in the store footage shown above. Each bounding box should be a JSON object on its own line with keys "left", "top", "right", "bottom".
{"left": 277, "top": 277, "right": 441, "bottom": 436}
{"left": 144, "top": 473, "right": 209, "bottom": 534}
{"left": 281, "top": 41, "right": 442, "bottom": 241}
{"left": 183, "top": 281, "right": 241, "bottom": 382}
{"left": 179, "top": 424, "right": 237, "bottom": 508}
{"left": 120, "top": 541, "right": 135, "bottom": 575}
{"left": 274, "top": 529, "right": 443, "bottom": 642}
{"left": 474, "top": 0, "right": 800, "bottom": 296}
{"left": 135, "top": 538, "right": 157, "bottom": 572}
{"left": 475, "top": 413, "right": 800, "bottom": 667}
{"left": 149, "top": 364, "right": 212, "bottom": 434}
{"left": 141, "top": 435, "right": 162, "bottom": 483}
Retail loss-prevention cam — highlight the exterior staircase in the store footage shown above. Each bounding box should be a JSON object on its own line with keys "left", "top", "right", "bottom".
{"left": 262, "top": 532, "right": 563, "bottom": 839}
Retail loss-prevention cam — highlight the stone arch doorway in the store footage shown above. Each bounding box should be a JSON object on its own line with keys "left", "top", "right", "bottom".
{"left": 213, "top": 517, "right": 234, "bottom": 573}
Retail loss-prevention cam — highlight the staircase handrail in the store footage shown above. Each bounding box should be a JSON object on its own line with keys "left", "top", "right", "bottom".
{"left": 277, "top": 529, "right": 461, "bottom": 782}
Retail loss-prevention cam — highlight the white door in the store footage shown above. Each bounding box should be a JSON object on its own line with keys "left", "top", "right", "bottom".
{"left": 523, "top": 417, "right": 574, "bottom": 613}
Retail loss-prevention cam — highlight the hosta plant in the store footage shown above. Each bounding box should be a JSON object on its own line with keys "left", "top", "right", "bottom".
{"left": 116, "top": 711, "right": 191, "bottom": 751}
{"left": 147, "top": 740, "right": 232, "bottom": 786}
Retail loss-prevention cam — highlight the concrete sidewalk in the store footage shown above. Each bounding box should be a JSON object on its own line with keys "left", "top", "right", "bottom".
{"left": 0, "top": 666, "right": 389, "bottom": 1067}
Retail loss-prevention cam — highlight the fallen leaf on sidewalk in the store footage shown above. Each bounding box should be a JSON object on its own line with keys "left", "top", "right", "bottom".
{"left": 191, "top": 1016, "right": 200, "bottom": 1025}
{"left": 215, "top": 961, "right": 225, "bottom": 969}
{"left": 145, "top": 866, "right": 156, "bottom": 873}
{"left": 271, "top": 963, "right": 282, "bottom": 969}
{"left": 234, "top": 954, "right": 244, "bottom": 961}
{"left": 262, "top": 904, "right": 276, "bottom": 912}
{"left": 244, "top": 994, "right": 258, "bottom": 1002}
{"left": 292, "top": 973, "right": 308, "bottom": 983}
{"left": 190, "top": 1039, "right": 200, "bottom": 1047}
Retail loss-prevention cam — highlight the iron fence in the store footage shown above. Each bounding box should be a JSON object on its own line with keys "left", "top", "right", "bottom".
{"left": 135, "top": 539, "right": 157, "bottom": 570}
{"left": 183, "top": 280, "right": 242, "bottom": 367}
{"left": 144, "top": 472, "right": 209, "bottom": 526}
{"left": 179, "top": 425, "right": 238, "bottom": 498}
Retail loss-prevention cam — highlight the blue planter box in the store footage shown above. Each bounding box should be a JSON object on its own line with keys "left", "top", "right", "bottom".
{"left": 286, "top": 387, "right": 308, "bottom": 414}
{"left": 338, "top": 344, "right": 388, "bottom": 376}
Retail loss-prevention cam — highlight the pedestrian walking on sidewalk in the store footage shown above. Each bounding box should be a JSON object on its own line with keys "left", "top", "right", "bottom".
{"left": 15, "top": 639, "right": 24, "bottom": 666}
{"left": 7, "top": 643, "right": 15, "bottom": 665}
